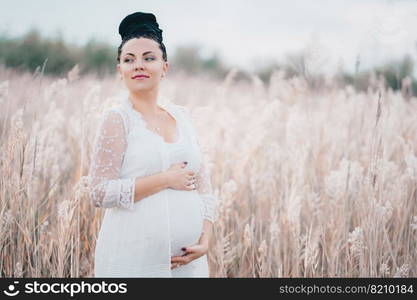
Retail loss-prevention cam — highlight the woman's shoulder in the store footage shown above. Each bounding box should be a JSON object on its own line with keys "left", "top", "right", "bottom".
{"left": 99, "top": 106, "right": 125, "bottom": 122}
{"left": 96, "top": 104, "right": 130, "bottom": 136}
{"left": 99, "top": 96, "right": 131, "bottom": 120}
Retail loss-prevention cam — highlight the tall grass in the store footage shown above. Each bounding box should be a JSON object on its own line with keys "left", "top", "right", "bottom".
{"left": 0, "top": 64, "right": 416, "bottom": 277}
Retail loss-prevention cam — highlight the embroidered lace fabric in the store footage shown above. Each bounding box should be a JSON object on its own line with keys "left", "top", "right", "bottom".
{"left": 179, "top": 106, "right": 218, "bottom": 223}
{"left": 87, "top": 109, "right": 135, "bottom": 210}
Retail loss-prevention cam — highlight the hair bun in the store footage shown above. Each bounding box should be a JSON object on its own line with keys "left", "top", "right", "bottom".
{"left": 118, "top": 12, "right": 163, "bottom": 41}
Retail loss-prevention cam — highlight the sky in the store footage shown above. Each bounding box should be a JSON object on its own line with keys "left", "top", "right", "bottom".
{"left": 1, "top": 0, "right": 416, "bottom": 75}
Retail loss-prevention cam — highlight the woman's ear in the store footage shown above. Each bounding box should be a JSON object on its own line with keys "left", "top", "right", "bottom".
{"left": 116, "top": 64, "right": 122, "bottom": 79}
{"left": 163, "top": 62, "right": 169, "bottom": 75}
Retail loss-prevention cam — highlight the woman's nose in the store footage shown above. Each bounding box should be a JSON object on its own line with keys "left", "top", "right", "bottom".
{"left": 134, "top": 60, "right": 145, "bottom": 70}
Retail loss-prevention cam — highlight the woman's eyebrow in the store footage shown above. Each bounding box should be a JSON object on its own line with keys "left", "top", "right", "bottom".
{"left": 125, "top": 51, "right": 154, "bottom": 57}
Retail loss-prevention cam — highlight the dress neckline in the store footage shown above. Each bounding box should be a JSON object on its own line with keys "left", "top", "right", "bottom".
{"left": 122, "top": 96, "right": 182, "bottom": 145}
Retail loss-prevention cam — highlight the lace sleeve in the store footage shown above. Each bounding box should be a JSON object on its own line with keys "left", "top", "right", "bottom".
{"left": 87, "top": 109, "right": 135, "bottom": 210}
{"left": 196, "top": 142, "right": 218, "bottom": 223}
{"left": 174, "top": 104, "right": 218, "bottom": 222}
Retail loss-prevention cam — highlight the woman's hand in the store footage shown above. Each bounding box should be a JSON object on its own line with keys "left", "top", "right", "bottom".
{"left": 170, "top": 241, "right": 208, "bottom": 270}
{"left": 164, "top": 162, "right": 197, "bottom": 191}
{"left": 171, "top": 221, "right": 213, "bottom": 270}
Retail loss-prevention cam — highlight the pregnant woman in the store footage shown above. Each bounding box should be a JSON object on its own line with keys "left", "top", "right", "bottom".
{"left": 86, "top": 12, "right": 218, "bottom": 277}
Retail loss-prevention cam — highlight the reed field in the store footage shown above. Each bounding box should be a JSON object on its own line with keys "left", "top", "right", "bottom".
{"left": 0, "top": 64, "right": 416, "bottom": 278}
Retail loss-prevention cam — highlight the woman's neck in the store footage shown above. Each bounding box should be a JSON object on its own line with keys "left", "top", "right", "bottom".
{"left": 128, "top": 90, "right": 161, "bottom": 115}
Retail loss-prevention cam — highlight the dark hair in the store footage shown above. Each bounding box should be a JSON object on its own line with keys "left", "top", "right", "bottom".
{"left": 116, "top": 32, "right": 167, "bottom": 63}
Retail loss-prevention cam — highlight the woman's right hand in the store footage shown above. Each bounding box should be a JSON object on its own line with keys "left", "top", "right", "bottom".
{"left": 165, "top": 162, "right": 197, "bottom": 191}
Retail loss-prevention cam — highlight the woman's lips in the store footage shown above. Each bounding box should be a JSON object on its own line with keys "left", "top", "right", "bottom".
{"left": 132, "top": 75, "right": 149, "bottom": 79}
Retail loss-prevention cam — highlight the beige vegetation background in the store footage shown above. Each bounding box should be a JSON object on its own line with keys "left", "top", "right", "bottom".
{"left": 0, "top": 62, "right": 416, "bottom": 277}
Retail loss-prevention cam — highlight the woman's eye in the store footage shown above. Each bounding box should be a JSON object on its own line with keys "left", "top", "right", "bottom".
{"left": 124, "top": 58, "right": 132, "bottom": 62}
{"left": 145, "top": 57, "right": 155, "bottom": 61}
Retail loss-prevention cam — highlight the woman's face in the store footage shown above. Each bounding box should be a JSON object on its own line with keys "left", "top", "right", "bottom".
{"left": 117, "top": 37, "right": 168, "bottom": 93}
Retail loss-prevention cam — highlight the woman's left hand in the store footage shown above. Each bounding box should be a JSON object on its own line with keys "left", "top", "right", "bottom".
{"left": 170, "top": 242, "right": 208, "bottom": 270}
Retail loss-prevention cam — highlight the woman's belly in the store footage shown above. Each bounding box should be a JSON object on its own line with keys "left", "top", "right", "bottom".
{"left": 167, "top": 189, "right": 204, "bottom": 257}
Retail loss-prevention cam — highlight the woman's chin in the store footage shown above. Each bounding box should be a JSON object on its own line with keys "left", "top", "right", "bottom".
{"left": 128, "top": 84, "right": 157, "bottom": 93}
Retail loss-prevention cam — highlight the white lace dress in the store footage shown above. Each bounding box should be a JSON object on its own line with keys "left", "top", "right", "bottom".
{"left": 86, "top": 96, "right": 217, "bottom": 277}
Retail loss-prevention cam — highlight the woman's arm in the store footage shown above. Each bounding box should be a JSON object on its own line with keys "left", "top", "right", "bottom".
{"left": 195, "top": 147, "right": 218, "bottom": 224}
{"left": 198, "top": 219, "right": 213, "bottom": 247}
{"left": 87, "top": 109, "right": 171, "bottom": 209}
{"left": 132, "top": 172, "right": 170, "bottom": 202}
